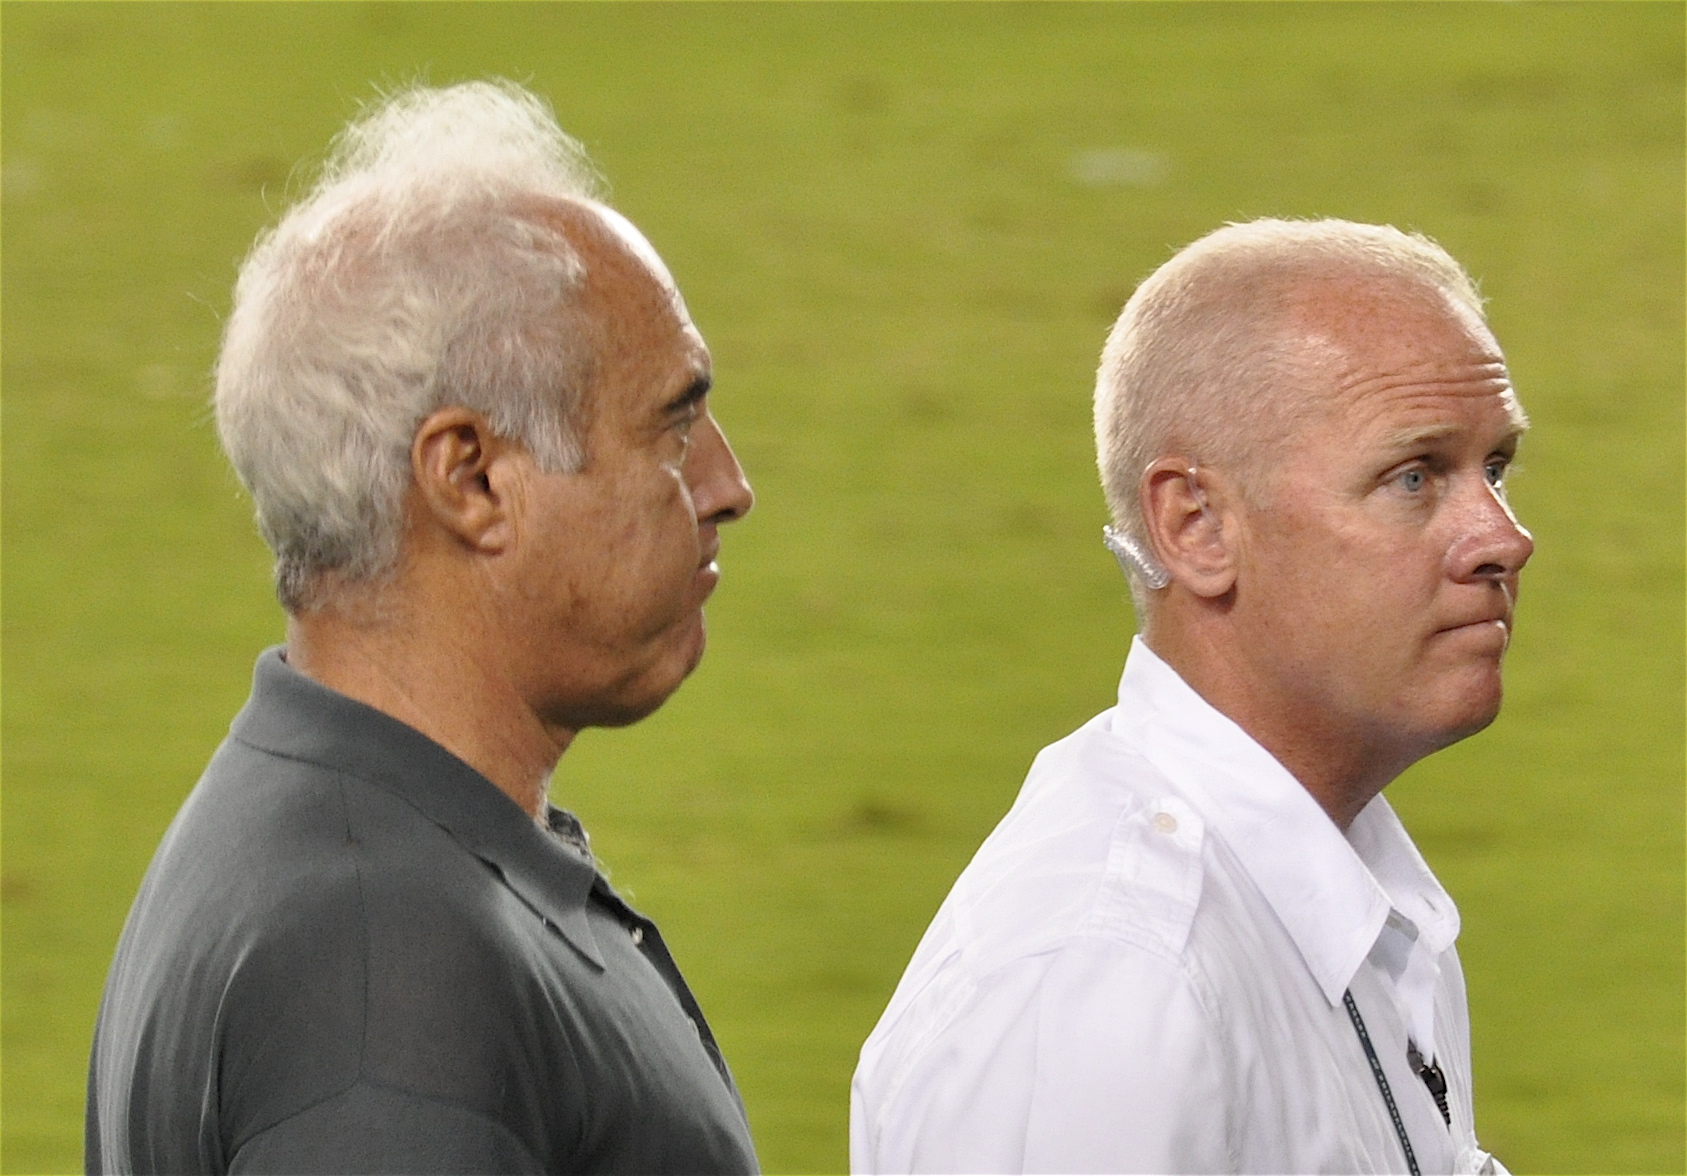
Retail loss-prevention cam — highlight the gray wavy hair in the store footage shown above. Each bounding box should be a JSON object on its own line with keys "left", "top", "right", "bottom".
{"left": 1093, "top": 218, "right": 1486, "bottom": 606}
{"left": 214, "top": 81, "right": 604, "bottom": 612}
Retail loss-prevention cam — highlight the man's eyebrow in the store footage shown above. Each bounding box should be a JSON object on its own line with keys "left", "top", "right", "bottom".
{"left": 1379, "top": 420, "right": 1527, "bottom": 453}
{"left": 664, "top": 374, "right": 712, "bottom": 415}
{"left": 1379, "top": 423, "right": 1460, "bottom": 451}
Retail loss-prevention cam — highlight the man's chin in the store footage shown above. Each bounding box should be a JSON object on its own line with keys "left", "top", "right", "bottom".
{"left": 668, "top": 610, "right": 709, "bottom": 689}
{"left": 577, "top": 619, "right": 708, "bottom": 729}
{"left": 1419, "top": 672, "right": 1505, "bottom": 751}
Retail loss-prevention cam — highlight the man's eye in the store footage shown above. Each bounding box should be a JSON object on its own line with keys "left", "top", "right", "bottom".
{"left": 1484, "top": 460, "right": 1507, "bottom": 488}
{"left": 1396, "top": 468, "right": 1426, "bottom": 492}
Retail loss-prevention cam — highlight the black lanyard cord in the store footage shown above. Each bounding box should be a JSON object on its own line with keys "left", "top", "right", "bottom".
{"left": 1343, "top": 989, "right": 1420, "bottom": 1176}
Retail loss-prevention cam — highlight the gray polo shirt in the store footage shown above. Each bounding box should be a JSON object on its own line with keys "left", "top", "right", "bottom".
{"left": 86, "top": 649, "right": 760, "bottom": 1175}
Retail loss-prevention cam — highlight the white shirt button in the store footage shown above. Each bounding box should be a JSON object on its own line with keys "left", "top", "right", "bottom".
{"left": 1152, "top": 811, "right": 1178, "bottom": 835}
{"left": 630, "top": 925, "right": 644, "bottom": 946}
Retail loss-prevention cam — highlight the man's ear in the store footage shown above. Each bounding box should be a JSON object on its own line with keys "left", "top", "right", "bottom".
{"left": 1140, "top": 458, "right": 1239, "bottom": 598}
{"left": 410, "top": 408, "right": 517, "bottom": 554}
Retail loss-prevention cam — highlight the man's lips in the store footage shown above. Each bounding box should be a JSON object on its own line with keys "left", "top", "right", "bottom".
{"left": 1434, "top": 613, "right": 1511, "bottom": 646}
{"left": 693, "top": 543, "right": 722, "bottom": 602}
{"left": 1440, "top": 612, "right": 1508, "bottom": 632}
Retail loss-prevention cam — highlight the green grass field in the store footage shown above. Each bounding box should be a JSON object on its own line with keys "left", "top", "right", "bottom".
{"left": 3, "top": 3, "right": 1681, "bottom": 1172}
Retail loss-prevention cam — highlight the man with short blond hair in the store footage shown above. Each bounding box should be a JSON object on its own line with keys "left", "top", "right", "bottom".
{"left": 852, "top": 220, "right": 1524, "bottom": 1175}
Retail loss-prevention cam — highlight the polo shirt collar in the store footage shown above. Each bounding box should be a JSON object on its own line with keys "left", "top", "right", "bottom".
{"left": 231, "top": 647, "right": 606, "bottom": 969}
{"left": 1113, "top": 638, "right": 1459, "bottom": 1025}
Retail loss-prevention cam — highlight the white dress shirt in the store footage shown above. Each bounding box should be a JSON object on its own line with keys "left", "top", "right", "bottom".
{"left": 851, "top": 638, "right": 1505, "bottom": 1175}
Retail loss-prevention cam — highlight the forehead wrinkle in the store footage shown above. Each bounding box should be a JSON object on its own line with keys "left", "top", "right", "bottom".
{"left": 1315, "top": 348, "right": 1522, "bottom": 438}
{"left": 1293, "top": 342, "right": 1529, "bottom": 451}
{"left": 1325, "top": 354, "right": 1511, "bottom": 397}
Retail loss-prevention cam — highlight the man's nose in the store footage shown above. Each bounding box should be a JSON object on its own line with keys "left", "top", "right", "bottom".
{"left": 687, "top": 412, "right": 754, "bottom": 525}
{"left": 1448, "top": 477, "right": 1533, "bottom": 581}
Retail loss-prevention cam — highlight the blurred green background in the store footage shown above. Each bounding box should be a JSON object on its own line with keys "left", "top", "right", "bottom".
{"left": 3, "top": 3, "right": 1681, "bottom": 1173}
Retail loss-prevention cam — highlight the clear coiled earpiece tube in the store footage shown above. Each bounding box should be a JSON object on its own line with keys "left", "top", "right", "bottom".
{"left": 1102, "top": 525, "right": 1171, "bottom": 590}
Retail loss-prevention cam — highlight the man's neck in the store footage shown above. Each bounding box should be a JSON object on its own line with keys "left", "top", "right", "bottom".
{"left": 1141, "top": 617, "right": 1399, "bottom": 831}
{"left": 284, "top": 595, "right": 571, "bottom": 820}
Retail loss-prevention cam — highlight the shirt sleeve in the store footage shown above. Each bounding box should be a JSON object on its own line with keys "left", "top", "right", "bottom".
{"left": 862, "top": 938, "right": 1232, "bottom": 1175}
{"left": 228, "top": 1079, "right": 544, "bottom": 1174}
{"left": 1023, "top": 939, "right": 1231, "bottom": 1172}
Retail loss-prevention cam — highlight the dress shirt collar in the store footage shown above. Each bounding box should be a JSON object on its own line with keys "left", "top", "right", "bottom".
{"left": 231, "top": 647, "right": 607, "bottom": 968}
{"left": 1112, "top": 637, "right": 1459, "bottom": 1046}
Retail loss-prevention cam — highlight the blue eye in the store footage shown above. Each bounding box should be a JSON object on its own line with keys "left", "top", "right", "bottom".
{"left": 1484, "top": 460, "right": 1507, "bottom": 487}
{"left": 1397, "top": 468, "right": 1426, "bottom": 492}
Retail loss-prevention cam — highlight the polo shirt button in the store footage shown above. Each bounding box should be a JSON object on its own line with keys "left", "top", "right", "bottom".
{"left": 630, "top": 925, "right": 644, "bottom": 946}
{"left": 1152, "top": 811, "right": 1178, "bottom": 835}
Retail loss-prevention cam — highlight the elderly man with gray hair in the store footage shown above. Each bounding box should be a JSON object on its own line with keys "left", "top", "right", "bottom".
{"left": 852, "top": 220, "right": 1528, "bottom": 1174}
{"left": 87, "top": 82, "right": 757, "bottom": 1175}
